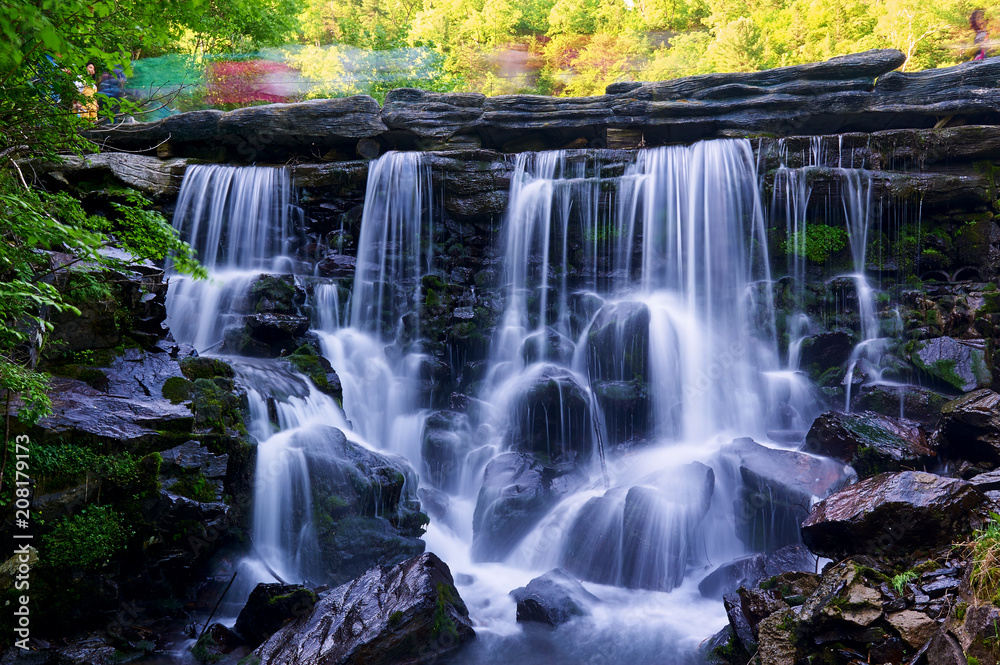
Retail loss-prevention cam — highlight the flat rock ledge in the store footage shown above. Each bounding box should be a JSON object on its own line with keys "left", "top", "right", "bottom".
{"left": 83, "top": 50, "right": 1000, "bottom": 158}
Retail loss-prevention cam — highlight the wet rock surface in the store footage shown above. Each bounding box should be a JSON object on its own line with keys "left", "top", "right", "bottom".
{"left": 910, "top": 336, "right": 991, "bottom": 392}
{"left": 287, "top": 424, "right": 428, "bottom": 586}
{"left": 935, "top": 389, "right": 1000, "bottom": 466}
{"left": 803, "top": 410, "right": 935, "bottom": 479}
{"left": 254, "top": 553, "right": 474, "bottom": 665}
{"left": 235, "top": 583, "right": 319, "bottom": 648}
{"left": 699, "top": 545, "right": 816, "bottom": 599}
{"left": 472, "top": 452, "right": 585, "bottom": 561}
{"left": 801, "top": 471, "right": 983, "bottom": 560}
{"left": 510, "top": 569, "right": 600, "bottom": 625}
{"left": 722, "top": 437, "right": 852, "bottom": 551}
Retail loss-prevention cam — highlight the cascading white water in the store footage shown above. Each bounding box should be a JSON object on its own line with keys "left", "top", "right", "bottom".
{"left": 167, "top": 165, "right": 300, "bottom": 351}
{"left": 769, "top": 144, "right": 899, "bottom": 412}
{"left": 165, "top": 142, "right": 854, "bottom": 664}
{"left": 165, "top": 165, "right": 357, "bottom": 602}
{"left": 349, "top": 151, "right": 433, "bottom": 338}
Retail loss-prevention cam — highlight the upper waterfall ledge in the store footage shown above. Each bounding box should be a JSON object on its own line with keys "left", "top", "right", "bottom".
{"left": 80, "top": 49, "right": 1000, "bottom": 161}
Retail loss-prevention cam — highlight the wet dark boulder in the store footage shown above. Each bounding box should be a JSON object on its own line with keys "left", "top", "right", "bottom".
{"left": 224, "top": 313, "right": 311, "bottom": 357}
{"left": 592, "top": 379, "right": 651, "bottom": 447}
{"left": 146, "top": 490, "right": 230, "bottom": 581}
{"left": 316, "top": 251, "right": 356, "bottom": 278}
{"left": 416, "top": 487, "right": 450, "bottom": 521}
{"left": 621, "top": 463, "right": 715, "bottom": 591}
{"left": 803, "top": 410, "right": 935, "bottom": 479}
{"left": 254, "top": 553, "right": 474, "bottom": 665}
{"left": 722, "top": 437, "right": 852, "bottom": 551}
{"left": 28, "top": 375, "right": 193, "bottom": 448}
{"left": 935, "top": 389, "right": 1000, "bottom": 466}
{"left": 698, "top": 545, "right": 816, "bottom": 599}
{"left": 801, "top": 471, "right": 984, "bottom": 560}
{"left": 235, "top": 583, "right": 319, "bottom": 648}
{"left": 472, "top": 452, "right": 585, "bottom": 562}
{"left": 292, "top": 425, "right": 427, "bottom": 585}
{"left": 799, "top": 332, "right": 853, "bottom": 376}
{"left": 421, "top": 410, "right": 472, "bottom": 491}
{"left": 561, "top": 463, "right": 714, "bottom": 592}
{"left": 287, "top": 346, "right": 343, "bottom": 402}
{"left": 509, "top": 366, "right": 593, "bottom": 462}
{"left": 510, "top": 569, "right": 600, "bottom": 626}
{"left": 248, "top": 274, "right": 305, "bottom": 315}
{"left": 587, "top": 301, "right": 650, "bottom": 382}
{"left": 850, "top": 384, "right": 950, "bottom": 424}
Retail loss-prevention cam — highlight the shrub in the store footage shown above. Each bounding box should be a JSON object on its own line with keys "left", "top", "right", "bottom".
{"left": 43, "top": 505, "right": 131, "bottom": 569}
{"left": 782, "top": 224, "right": 849, "bottom": 263}
{"left": 968, "top": 513, "right": 1000, "bottom": 603}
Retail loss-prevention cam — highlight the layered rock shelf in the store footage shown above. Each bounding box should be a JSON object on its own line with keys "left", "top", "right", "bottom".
{"left": 80, "top": 50, "right": 1000, "bottom": 160}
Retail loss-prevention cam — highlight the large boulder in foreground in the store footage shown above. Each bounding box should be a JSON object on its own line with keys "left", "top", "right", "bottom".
{"left": 803, "top": 411, "right": 935, "bottom": 479}
{"left": 801, "top": 471, "right": 983, "bottom": 560}
{"left": 510, "top": 569, "right": 600, "bottom": 626}
{"left": 935, "top": 389, "right": 1000, "bottom": 467}
{"left": 254, "top": 553, "right": 474, "bottom": 665}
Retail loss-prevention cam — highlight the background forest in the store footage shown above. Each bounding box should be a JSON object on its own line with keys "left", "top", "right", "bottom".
{"left": 116, "top": 0, "right": 1000, "bottom": 109}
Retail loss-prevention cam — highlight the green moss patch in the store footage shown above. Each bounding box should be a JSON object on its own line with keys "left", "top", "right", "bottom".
{"left": 180, "top": 357, "right": 236, "bottom": 381}
{"left": 162, "top": 376, "right": 194, "bottom": 403}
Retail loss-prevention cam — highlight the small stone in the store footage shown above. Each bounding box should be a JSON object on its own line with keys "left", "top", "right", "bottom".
{"left": 920, "top": 577, "right": 960, "bottom": 598}
{"left": 453, "top": 306, "right": 475, "bottom": 320}
{"left": 888, "top": 610, "right": 937, "bottom": 648}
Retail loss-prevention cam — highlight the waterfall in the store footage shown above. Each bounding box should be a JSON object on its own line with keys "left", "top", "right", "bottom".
{"left": 164, "top": 142, "right": 853, "bottom": 663}
{"left": 166, "top": 164, "right": 300, "bottom": 351}
{"left": 166, "top": 165, "right": 357, "bottom": 602}
{"left": 349, "top": 151, "right": 434, "bottom": 339}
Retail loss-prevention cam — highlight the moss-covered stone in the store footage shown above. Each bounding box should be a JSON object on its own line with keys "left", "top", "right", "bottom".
{"left": 249, "top": 274, "right": 302, "bottom": 314}
{"left": 288, "top": 345, "right": 343, "bottom": 403}
{"left": 180, "top": 357, "right": 236, "bottom": 381}
{"left": 162, "top": 376, "right": 194, "bottom": 403}
{"left": 190, "top": 378, "right": 245, "bottom": 434}
{"left": 170, "top": 470, "right": 218, "bottom": 502}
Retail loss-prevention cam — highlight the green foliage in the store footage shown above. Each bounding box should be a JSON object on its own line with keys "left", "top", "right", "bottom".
{"left": 171, "top": 472, "right": 218, "bottom": 502}
{"left": 43, "top": 505, "right": 131, "bottom": 569}
{"left": 890, "top": 570, "right": 917, "bottom": 595}
{"left": 0, "top": 174, "right": 204, "bottom": 432}
{"left": 969, "top": 513, "right": 1000, "bottom": 604}
{"left": 783, "top": 224, "right": 849, "bottom": 264}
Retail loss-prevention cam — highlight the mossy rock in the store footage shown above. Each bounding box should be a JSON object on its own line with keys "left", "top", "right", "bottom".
{"left": 180, "top": 357, "right": 236, "bottom": 381}
{"left": 249, "top": 274, "right": 302, "bottom": 314}
{"left": 171, "top": 471, "right": 218, "bottom": 502}
{"left": 190, "top": 378, "right": 245, "bottom": 434}
{"left": 162, "top": 376, "right": 194, "bottom": 403}
{"left": 288, "top": 345, "right": 343, "bottom": 402}
{"left": 234, "top": 583, "right": 318, "bottom": 648}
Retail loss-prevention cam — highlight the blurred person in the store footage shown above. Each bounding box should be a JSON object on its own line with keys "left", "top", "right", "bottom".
{"left": 971, "top": 10, "right": 990, "bottom": 60}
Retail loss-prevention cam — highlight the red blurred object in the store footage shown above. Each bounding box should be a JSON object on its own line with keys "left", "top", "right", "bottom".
{"left": 204, "top": 59, "right": 297, "bottom": 106}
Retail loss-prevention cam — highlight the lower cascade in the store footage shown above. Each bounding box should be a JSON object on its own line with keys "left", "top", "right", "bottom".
{"left": 158, "top": 135, "right": 969, "bottom": 664}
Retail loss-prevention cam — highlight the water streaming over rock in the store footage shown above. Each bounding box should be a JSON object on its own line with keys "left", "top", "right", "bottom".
{"left": 165, "top": 142, "right": 860, "bottom": 663}
{"left": 167, "top": 165, "right": 300, "bottom": 351}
